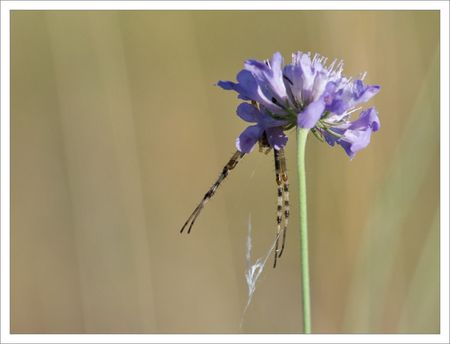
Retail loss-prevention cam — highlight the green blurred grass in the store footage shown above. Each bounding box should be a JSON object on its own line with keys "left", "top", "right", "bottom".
{"left": 343, "top": 50, "right": 439, "bottom": 333}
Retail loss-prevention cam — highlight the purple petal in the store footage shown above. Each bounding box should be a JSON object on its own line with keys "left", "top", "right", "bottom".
{"left": 244, "top": 52, "right": 288, "bottom": 106}
{"left": 236, "top": 125, "right": 264, "bottom": 153}
{"left": 244, "top": 59, "right": 268, "bottom": 76}
{"left": 270, "top": 51, "right": 284, "bottom": 70}
{"left": 217, "top": 70, "right": 258, "bottom": 101}
{"left": 326, "top": 80, "right": 380, "bottom": 115}
{"left": 269, "top": 52, "right": 285, "bottom": 93}
{"left": 236, "top": 102, "right": 260, "bottom": 123}
{"left": 260, "top": 115, "right": 289, "bottom": 129}
{"left": 336, "top": 107, "right": 380, "bottom": 158}
{"left": 354, "top": 80, "right": 381, "bottom": 103}
{"left": 235, "top": 70, "right": 260, "bottom": 100}
{"left": 297, "top": 98, "right": 325, "bottom": 128}
{"left": 285, "top": 52, "right": 312, "bottom": 103}
{"left": 341, "top": 127, "right": 372, "bottom": 156}
{"left": 299, "top": 53, "right": 315, "bottom": 100}
{"left": 217, "top": 80, "right": 235, "bottom": 90}
{"left": 299, "top": 53, "right": 314, "bottom": 82}
{"left": 265, "top": 127, "right": 288, "bottom": 150}
{"left": 322, "top": 127, "right": 345, "bottom": 147}
{"left": 217, "top": 79, "right": 251, "bottom": 101}
{"left": 337, "top": 140, "right": 357, "bottom": 159}
{"left": 311, "top": 70, "right": 331, "bottom": 102}
{"left": 220, "top": 70, "right": 282, "bottom": 113}
{"left": 349, "top": 107, "right": 380, "bottom": 131}
{"left": 337, "top": 129, "right": 373, "bottom": 159}
{"left": 325, "top": 94, "right": 347, "bottom": 115}
{"left": 321, "top": 81, "right": 338, "bottom": 105}
{"left": 283, "top": 64, "right": 302, "bottom": 104}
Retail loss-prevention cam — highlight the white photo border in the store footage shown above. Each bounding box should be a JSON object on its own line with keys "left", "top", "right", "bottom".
{"left": 1, "top": 1, "right": 448, "bottom": 343}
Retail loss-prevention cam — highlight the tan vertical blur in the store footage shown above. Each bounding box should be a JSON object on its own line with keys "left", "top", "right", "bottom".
{"left": 11, "top": 11, "right": 439, "bottom": 333}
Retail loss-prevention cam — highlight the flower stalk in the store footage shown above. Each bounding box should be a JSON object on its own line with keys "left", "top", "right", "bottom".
{"left": 297, "top": 127, "right": 311, "bottom": 334}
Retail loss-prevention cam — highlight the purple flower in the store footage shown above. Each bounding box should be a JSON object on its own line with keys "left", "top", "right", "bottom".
{"left": 218, "top": 51, "right": 381, "bottom": 157}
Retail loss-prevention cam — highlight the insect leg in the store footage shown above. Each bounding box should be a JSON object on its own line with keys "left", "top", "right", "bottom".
{"left": 180, "top": 150, "right": 245, "bottom": 234}
{"left": 278, "top": 149, "right": 290, "bottom": 258}
{"left": 273, "top": 149, "right": 283, "bottom": 268}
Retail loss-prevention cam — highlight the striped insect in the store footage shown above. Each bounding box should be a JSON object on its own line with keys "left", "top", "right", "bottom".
{"left": 180, "top": 134, "right": 290, "bottom": 268}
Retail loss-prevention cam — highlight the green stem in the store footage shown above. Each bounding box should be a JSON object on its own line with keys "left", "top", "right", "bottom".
{"left": 297, "top": 127, "right": 311, "bottom": 334}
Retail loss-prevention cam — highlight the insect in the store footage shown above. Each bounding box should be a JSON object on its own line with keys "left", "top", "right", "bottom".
{"left": 180, "top": 133, "right": 290, "bottom": 268}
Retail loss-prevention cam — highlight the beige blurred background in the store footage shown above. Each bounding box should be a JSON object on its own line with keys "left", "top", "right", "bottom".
{"left": 11, "top": 11, "right": 439, "bottom": 334}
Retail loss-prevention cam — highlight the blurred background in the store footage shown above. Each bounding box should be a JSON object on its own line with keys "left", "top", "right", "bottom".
{"left": 11, "top": 11, "right": 439, "bottom": 334}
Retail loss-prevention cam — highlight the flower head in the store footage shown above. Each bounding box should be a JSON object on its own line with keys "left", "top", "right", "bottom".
{"left": 218, "top": 51, "right": 380, "bottom": 158}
